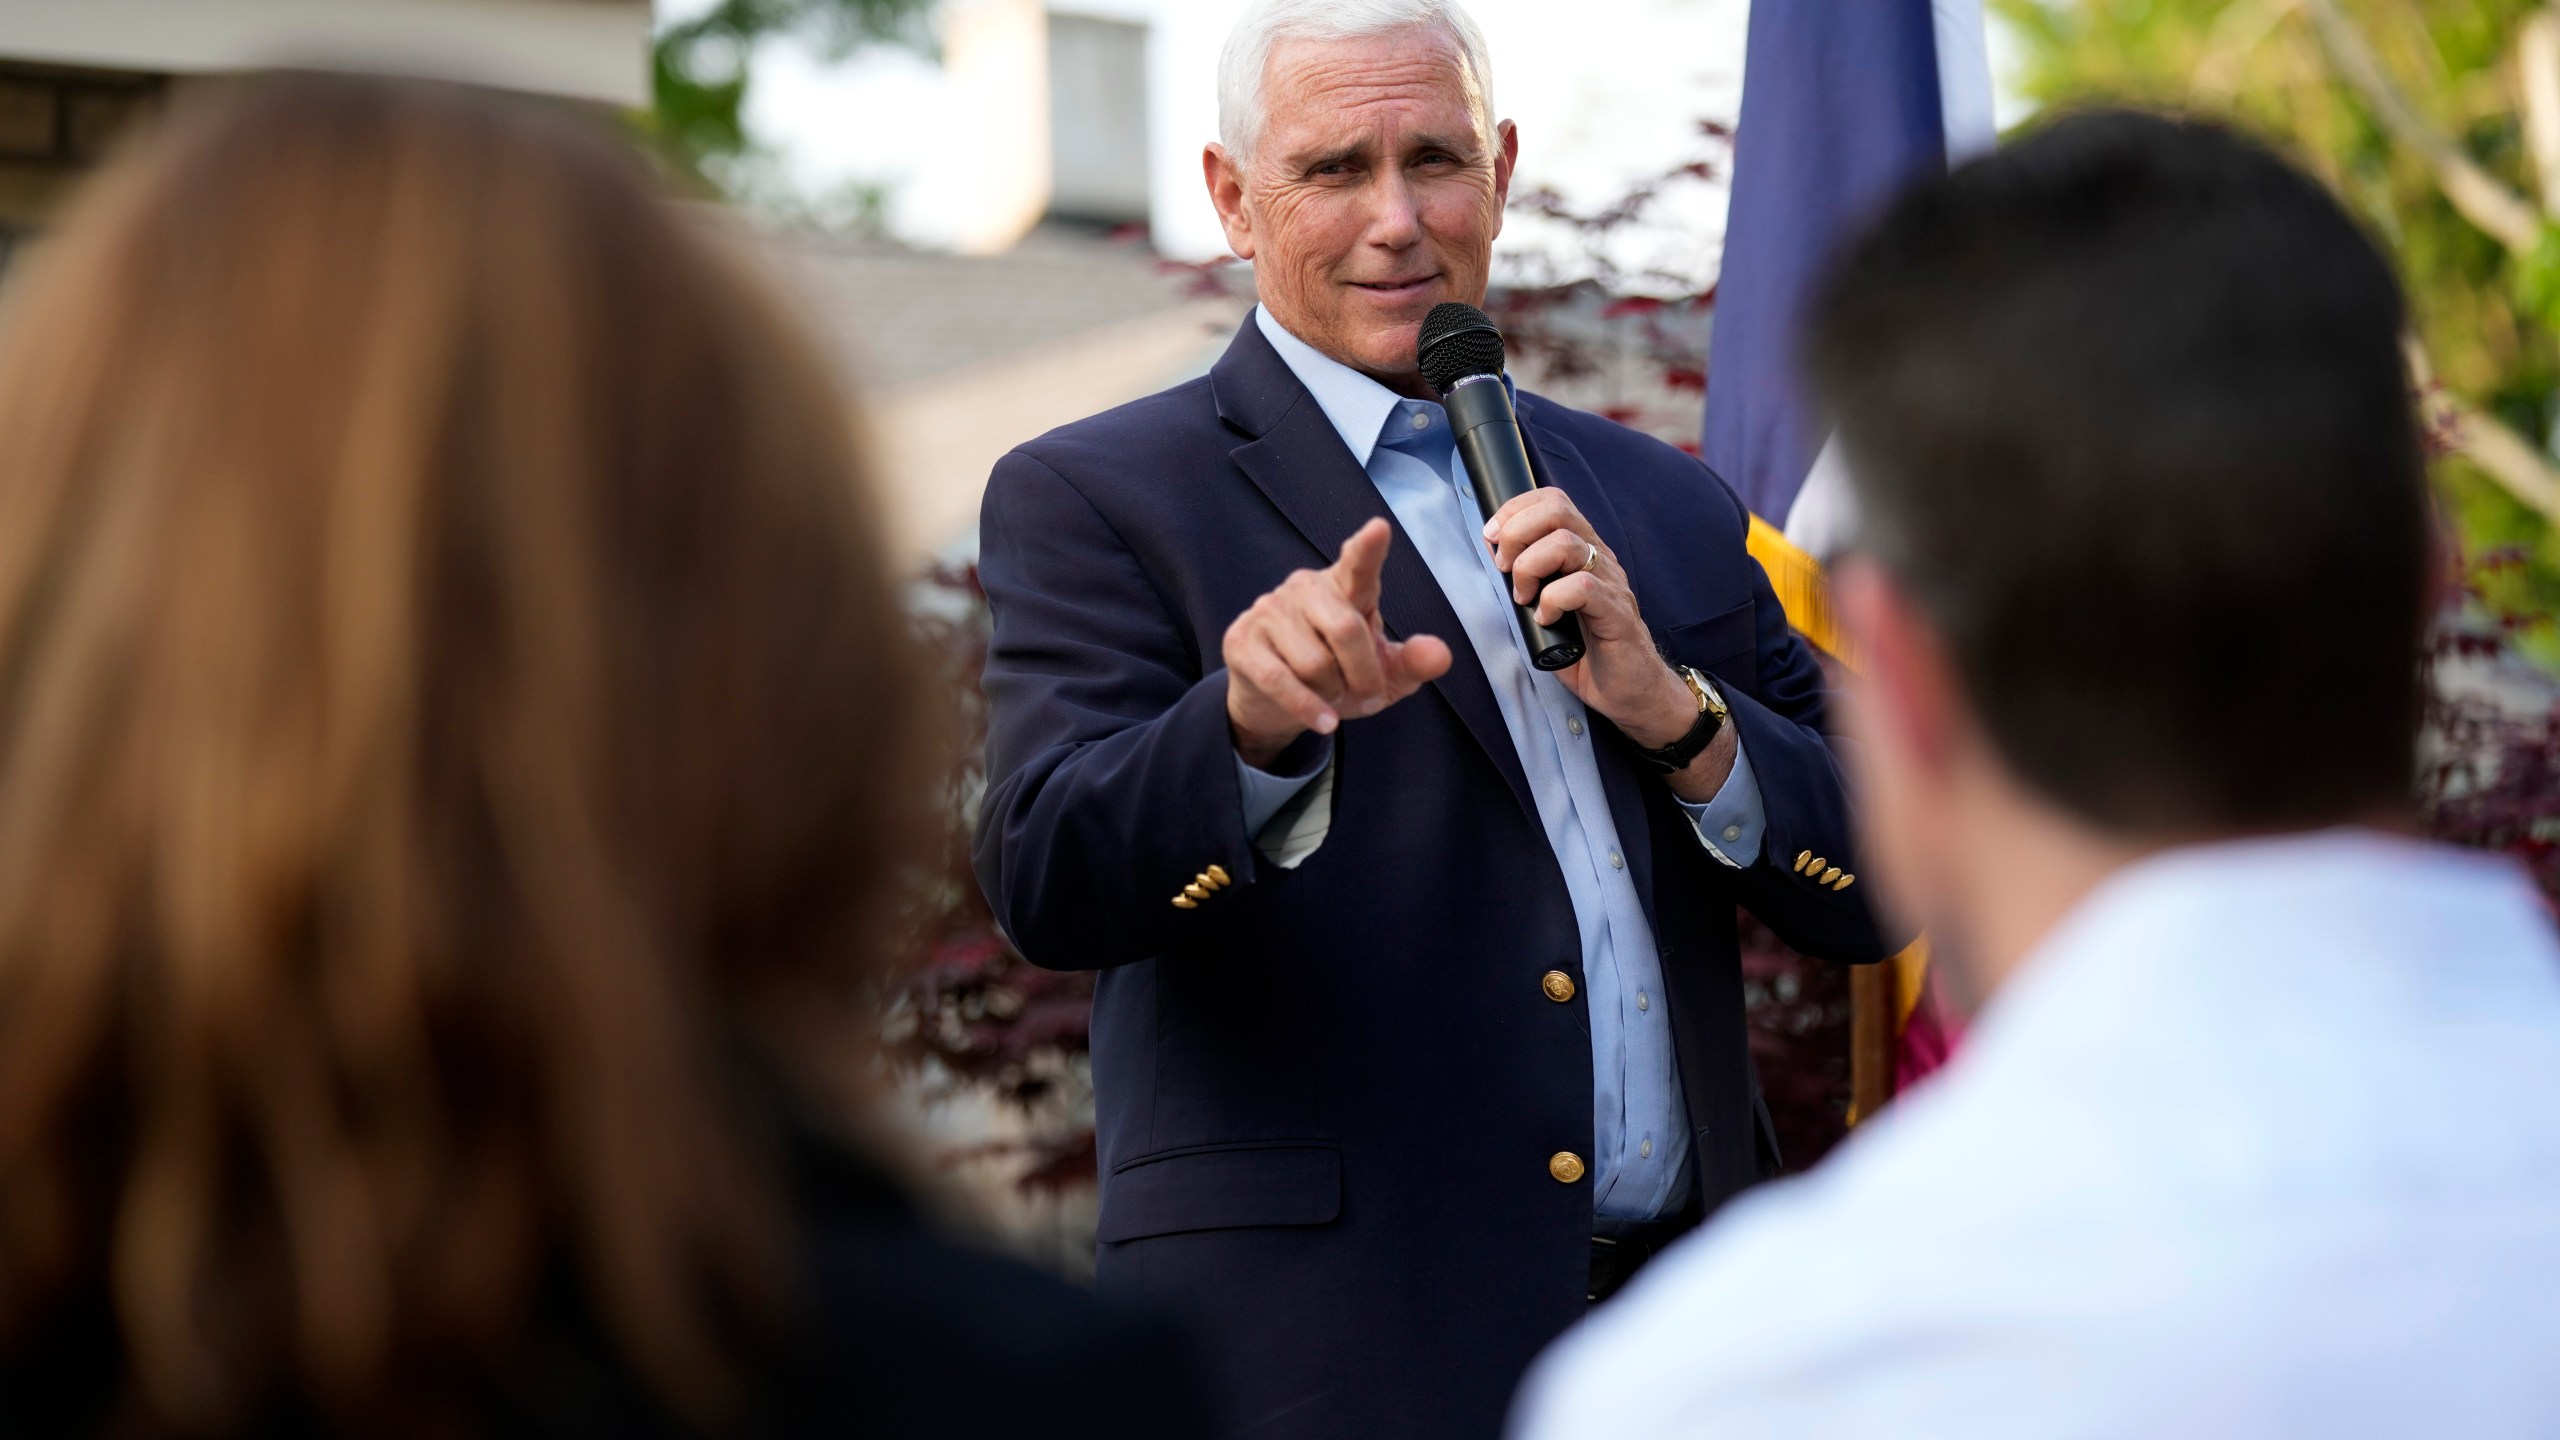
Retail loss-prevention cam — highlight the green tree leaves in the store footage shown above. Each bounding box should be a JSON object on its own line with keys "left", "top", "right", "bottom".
{"left": 1997, "top": 0, "right": 2560, "bottom": 660}
{"left": 646, "top": 0, "right": 934, "bottom": 182}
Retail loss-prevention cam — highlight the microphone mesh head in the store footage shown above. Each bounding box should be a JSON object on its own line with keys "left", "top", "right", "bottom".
{"left": 1416, "top": 302, "right": 1506, "bottom": 395}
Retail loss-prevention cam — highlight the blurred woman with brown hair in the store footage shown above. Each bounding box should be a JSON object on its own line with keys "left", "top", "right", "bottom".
{"left": 0, "top": 72, "right": 1199, "bottom": 1438}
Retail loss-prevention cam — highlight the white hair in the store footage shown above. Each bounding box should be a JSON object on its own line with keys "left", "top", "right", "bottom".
{"left": 1217, "top": 0, "right": 1496, "bottom": 161}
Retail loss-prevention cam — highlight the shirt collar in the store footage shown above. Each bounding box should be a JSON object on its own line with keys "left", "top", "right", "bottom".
{"left": 1982, "top": 827, "right": 2544, "bottom": 1054}
{"left": 1254, "top": 305, "right": 1416, "bottom": 468}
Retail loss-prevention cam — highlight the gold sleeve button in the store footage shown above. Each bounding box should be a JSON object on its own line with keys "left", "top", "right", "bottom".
{"left": 1548, "top": 1151, "right": 1587, "bottom": 1184}
{"left": 1204, "top": 864, "right": 1232, "bottom": 887}
{"left": 1540, "top": 970, "right": 1577, "bottom": 1003}
{"left": 1793, "top": 850, "right": 1813, "bottom": 874}
{"left": 1182, "top": 883, "right": 1210, "bottom": 900}
{"left": 1170, "top": 895, "right": 1198, "bottom": 910}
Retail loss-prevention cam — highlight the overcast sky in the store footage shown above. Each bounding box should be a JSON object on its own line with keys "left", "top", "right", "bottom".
{"left": 661, "top": 0, "right": 2023, "bottom": 281}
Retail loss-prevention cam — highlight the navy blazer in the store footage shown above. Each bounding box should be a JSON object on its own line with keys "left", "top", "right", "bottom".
{"left": 974, "top": 319, "right": 1891, "bottom": 1440}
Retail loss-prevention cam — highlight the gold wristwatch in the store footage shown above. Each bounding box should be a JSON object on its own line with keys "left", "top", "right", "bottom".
{"left": 1633, "top": 664, "right": 1728, "bottom": 775}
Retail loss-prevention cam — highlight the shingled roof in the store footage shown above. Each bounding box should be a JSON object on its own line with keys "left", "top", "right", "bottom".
{"left": 769, "top": 223, "right": 1249, "bottom": 395}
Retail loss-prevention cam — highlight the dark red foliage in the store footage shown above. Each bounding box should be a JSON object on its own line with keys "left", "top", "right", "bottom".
{"left": 1486, "top": 281, "right": 1715, "bottom": 413}
{"left": 896, "top": 925, "right": 1095, "bottom": 1100}
{"left": 1738, "top": 910, "right": 1854, "bottom": 1169}
{"left": 883, "top": 563, "right": 1100, "bottom": 1192}
{"left": 2412, "top": 372, "right": 2461, "bottom": 460}
{"left": 1155, "top": 251, "right": 1251, "bottom": 302}
{"left": 1488, "top": 120, "right": 1727, "bottom": 425}
{"left": 2421, "top": 558, "right": 2560, "bottom": 907}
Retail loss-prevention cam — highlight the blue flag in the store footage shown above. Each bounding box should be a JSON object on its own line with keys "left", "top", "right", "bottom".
{"left": 1703, "top": 0, "right": 1993, "bottom": 536}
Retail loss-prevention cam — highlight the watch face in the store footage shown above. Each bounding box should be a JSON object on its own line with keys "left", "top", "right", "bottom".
{"left": 1685, "top": 665, "right": 1728, "bottom": 719}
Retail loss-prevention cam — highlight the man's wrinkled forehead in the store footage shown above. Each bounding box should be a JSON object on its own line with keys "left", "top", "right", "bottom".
{"left": 1259, "top": 31, "right": 1491, "bottom": 160}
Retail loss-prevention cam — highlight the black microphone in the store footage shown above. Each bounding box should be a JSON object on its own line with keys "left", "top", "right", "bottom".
{"left": 1416, "top": 303, "right": 1584, "bottom": 671}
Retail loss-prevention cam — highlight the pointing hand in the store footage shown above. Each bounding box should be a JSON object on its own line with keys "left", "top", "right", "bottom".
{"left": 1224, "top": 518, "right": 1454, "bottom": 769}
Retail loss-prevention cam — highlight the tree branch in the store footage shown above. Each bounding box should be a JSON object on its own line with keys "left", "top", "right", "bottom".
{"left": 2517, "top": 9, "right": 2560, "bottom": 211}
{"left": 2192, "top": 0, "right": 2300, "bottom": 102}
{"left": 2448, "top": 404, "right": 2560, "bottom": 521}
{"left": 2302, "top": 0, "right": 2547, "bottom": 252}
{"left": 2408, "top": 339, "right": 2560, "bottom": 522}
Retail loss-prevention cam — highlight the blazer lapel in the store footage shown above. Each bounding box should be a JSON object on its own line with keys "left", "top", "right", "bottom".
{"left": 1214, "top": 325, "right": 1539, "bottom": 828}
{"left": 1518, "top": 396, "right": 1632, "bottom": 563}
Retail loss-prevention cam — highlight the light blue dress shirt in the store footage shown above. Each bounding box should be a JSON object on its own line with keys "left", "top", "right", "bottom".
{"left": 1232, "top": 307, "right": 1767, "bottom": 1221}
{"left": 1518, "top": 832, "right": 2560, "bottom": 1437}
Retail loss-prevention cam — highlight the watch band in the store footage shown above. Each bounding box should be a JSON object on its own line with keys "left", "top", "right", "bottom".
{"left": 1634, "top": 664, "right": 1728, "bottom": 775}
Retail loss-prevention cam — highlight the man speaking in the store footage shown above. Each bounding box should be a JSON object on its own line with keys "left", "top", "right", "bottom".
{"left": 973, "top": 2, "right": 1891, "bottom": 1434}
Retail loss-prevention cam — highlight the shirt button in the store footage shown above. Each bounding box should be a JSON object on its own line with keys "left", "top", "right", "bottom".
{"left": 1410, "top": 411, "right": 1430, "bottom": 431}
{"left": 1567, "top": 716, "right": 1585, "bottom": 737}
{"left": 1637, "top": 991, "right": 1650, "bottom": 1012}
{"left": 1641, "top": 1138, "right": 1654, "bottom": 1159}
{"left": 1608, "top": 849, "right": 1624, "bottom": 871}
{"left": 1723, "top": 825, "right": 1742, "bottom": 842}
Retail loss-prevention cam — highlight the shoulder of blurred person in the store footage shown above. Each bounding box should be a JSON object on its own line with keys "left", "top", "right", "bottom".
{"left": 0, "top": 1118, "right": 1205, "bottom": 1440}
{"left": 1515, "top": 830, "right": 2560, "bottom": 1437}
{"left": 778, "top": 1126, "right": 1205, "bottom": 1440}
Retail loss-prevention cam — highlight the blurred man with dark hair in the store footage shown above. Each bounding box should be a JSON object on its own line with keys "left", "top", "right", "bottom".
{"left": 1513, "top": 110, "right": 2560, "bottom": 1438}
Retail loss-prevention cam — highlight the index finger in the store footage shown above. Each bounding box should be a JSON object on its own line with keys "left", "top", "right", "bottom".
{"left": 1483, "top": 489, "right": 1588, "bottom": 569}
{"left": 1483, "top": 489, "right": 1547, "bottom": 537}
{"left": 1328, "top": 517, "right": 1393, "bottom": 614}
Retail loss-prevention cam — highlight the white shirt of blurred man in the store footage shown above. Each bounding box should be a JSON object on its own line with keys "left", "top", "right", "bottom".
{"left": 1511, "top": 111, "right": 2560, "bottom": 1439}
